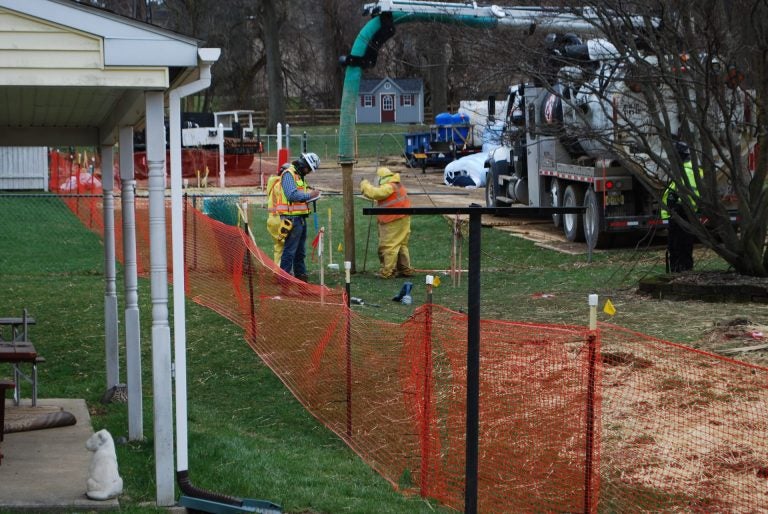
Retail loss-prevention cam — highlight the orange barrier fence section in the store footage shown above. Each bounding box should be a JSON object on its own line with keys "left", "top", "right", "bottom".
{"left": 55, "top": 176, "right": 768, "bottom": 511}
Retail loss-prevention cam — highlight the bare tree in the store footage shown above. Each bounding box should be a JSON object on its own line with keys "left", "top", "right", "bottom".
{"left": 318, "top": 0, "right": 359, "bottom": 107}
{"left": 512, "top": 0, "right": 767, "bottom": 275}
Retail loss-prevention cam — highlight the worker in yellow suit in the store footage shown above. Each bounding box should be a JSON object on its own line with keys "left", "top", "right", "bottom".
{"left": 266, "top": 163, "right": 291, "bottom": 264}
{"left": 360, "top": 167, "right": 415, "bottom": 279}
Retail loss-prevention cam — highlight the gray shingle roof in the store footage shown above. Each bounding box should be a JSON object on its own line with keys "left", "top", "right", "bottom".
{"left": 360, "top": 76, "right": 423, "bottom": 94}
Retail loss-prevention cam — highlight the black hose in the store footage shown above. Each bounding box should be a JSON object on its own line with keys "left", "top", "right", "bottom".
{"left": 177, "top": 470, "right": 243, "bottom": 507}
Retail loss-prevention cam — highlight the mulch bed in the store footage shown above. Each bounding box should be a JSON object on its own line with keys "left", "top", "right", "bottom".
{"left": 638, "top": 271, "right": 768, "bottom": 303}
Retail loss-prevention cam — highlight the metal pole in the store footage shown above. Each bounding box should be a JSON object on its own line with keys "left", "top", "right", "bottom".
{"left": 585, "top": 294, "right": 598, "bottom": 513}
{"left": 464, "top": 209, "right": 482, "bottom": 514}
{"left": 421, "top": 274, "right": 434, "bottom": 496}
{"left": 361, "top": 205, "right": 584, "bottom": 514}
{"left": 345, "top": 261, "right": 353, "bottom": 438}
{"left": 342, "top": 162, "right": 356, "bottom": 272}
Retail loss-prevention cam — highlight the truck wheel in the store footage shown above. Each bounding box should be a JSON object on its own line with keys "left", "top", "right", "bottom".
{"left": 563, "top": 184, "right": 585, "bottom": 242}
{"left": 584, "top": 187, "right": 610, "bottom": 249}
{"left": 550, "top": 178, "right": 563, "bottom": 228}
{"left": 485, "top": 171, "right": 500, "bottom": 207}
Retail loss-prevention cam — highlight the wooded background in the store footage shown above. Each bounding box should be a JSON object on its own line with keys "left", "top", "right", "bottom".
{"left": 77, "top": 0, "right": 528, "bottom": 128}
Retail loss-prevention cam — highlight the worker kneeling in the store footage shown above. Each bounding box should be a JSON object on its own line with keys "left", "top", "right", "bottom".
{"left": 360, "top": 167, "right": 415, "bottom": 279}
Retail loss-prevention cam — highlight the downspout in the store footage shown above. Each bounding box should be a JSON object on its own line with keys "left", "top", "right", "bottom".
{"left": 169, "top": 48, "right": 242, "bottom": 504}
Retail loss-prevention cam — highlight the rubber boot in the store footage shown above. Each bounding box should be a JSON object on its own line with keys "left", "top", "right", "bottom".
{"left": 392, "top": 281, "right": 413, "bottom": 302}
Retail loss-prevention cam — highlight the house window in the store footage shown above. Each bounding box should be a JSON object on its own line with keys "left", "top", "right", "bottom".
{"left": 362, "top": 95, "right": 375, "bottom": 107}
{"left": 401, "top": 94, "right": 414, "bottom": 107}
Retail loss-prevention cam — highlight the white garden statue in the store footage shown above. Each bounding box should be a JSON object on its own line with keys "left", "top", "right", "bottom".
{"left": 85, "top": 429, "right": 123, "bottom": 500}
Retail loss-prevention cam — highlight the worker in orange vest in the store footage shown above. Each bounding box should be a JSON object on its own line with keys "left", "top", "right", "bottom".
{"left": 272, "top": 153, "right": 320, "bottom": 281}
{"left": 360, "top": 167, "right": 415, "bottom": 279}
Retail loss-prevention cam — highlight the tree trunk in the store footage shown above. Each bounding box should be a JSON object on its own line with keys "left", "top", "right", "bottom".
{"left": 261, "top": 0, "right": 285, "bottom": 133}
{"left": 428, "top": 39, "right": 450, "bottom": 119}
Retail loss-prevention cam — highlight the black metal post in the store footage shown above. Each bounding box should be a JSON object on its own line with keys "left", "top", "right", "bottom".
{"left": 361, "top": 205, "right": 584, "bottom": 512}
{"left": 584, "top": 333, "right": 597, "bottom": 513}
{"left": 465, "top": 209, "right": 481, "bottom": 514}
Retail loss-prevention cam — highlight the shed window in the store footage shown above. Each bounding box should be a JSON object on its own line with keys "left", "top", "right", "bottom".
{"left": 401, "top": 94, "right": 414, "bottom": 107}
{"left": 361, "top": 94, "right": 375, "bottom": 107}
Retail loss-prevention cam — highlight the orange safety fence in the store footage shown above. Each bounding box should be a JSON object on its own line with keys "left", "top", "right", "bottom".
{"left": 54, "top": 177, "right": 768, "bottom": 512}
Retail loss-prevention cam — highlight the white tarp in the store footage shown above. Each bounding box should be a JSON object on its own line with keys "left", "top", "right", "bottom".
{"left": 443, "top": 120, "right": 504, "bottom": 188}
{"left": 459, "top": 100, "right": 508, "bottom": 145}
{"left": 443, "top": 152, "right": 490, "bottom": 188}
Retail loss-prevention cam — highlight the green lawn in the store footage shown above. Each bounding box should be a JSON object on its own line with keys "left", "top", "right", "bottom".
{"left": 1, "top": 192, "right": 759, "bottom": 513}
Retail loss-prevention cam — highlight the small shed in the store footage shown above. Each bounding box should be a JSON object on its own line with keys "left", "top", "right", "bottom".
{"left": 357, "top": 76, "right": 423, "bottom": 124}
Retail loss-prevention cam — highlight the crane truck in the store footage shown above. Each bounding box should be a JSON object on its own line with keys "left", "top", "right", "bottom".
{"left": 360, "top": 0, "right": 756, "bottom": 248}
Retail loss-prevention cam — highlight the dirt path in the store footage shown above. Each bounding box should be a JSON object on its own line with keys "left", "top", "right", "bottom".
{"left": 171, "top": 154, "right": 599, "bottom": 255}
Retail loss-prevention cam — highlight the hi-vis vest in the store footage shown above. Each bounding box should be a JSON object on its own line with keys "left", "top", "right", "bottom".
{"left": 376, "top": 182, "right": 411, "bottom": 223}
{"left": 661, "top": 161, "right": 701, "bottom": 220}
{"left": 273, "top": 166, "right": 311, "bottom": 216}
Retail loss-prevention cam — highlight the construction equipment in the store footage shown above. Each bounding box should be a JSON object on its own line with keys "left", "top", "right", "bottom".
{"left": 358, "top": 0, "right": 757, "bottom": 249}
{"left": 483, "top": 43, "right": 754, "bottom": 248}
{"left": 403, "top": 113, "right": 481, "bottom": 172}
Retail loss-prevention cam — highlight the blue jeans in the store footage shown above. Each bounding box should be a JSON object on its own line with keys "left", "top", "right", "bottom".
{"left": 279, "top": 216, "right": 307, "bottom": 277}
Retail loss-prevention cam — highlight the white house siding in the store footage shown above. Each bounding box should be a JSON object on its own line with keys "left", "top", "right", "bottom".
{"left": 0, "top": 147, "right": 48, "bottom": 190}
{"left": 0, "top": 9, "right": 103, "bottom": 70}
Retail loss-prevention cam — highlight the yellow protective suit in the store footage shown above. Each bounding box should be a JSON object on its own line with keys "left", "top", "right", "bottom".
{"left": 360, "top": 167, "right": 414, "bottom": 279}
{"left": 266, "top": 174, "right": 284, "bottom": 264}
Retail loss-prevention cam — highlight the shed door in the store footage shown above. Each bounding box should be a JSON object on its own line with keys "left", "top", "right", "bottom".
{"left": 380, "top": 94, "right": 395, "bottom": 123}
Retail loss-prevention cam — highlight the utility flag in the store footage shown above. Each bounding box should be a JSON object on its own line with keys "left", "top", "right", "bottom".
{"left": 603, "top": 299, "right": 616, "bottom": 316}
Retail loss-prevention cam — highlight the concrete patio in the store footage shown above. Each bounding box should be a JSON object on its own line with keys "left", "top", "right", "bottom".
{"left": 0, "top": 398, "right": 119, "bottom": 511}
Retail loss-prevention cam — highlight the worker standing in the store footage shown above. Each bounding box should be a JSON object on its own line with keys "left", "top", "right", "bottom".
{"left": 272, "top": 152, "right": 320, "bottom": 282}
{"left": 266, "top": 163, "right": 290, "bottom": 264}
{"left": 661, "top": 141, "right": 701, "bottom": 273}
{"left": 360, "top": 167, "right": 415, "bottom": 279}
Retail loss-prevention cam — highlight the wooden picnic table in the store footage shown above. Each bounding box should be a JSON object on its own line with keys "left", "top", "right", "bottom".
{"left": 0, "top": 341, "right": 39, "bottom": 407}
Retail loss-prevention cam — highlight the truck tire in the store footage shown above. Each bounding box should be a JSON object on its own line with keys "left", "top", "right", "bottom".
{"left": 584, "top": 187, "right": 610, "bottom": 249}
{"left": 563, "top": 184, "right": 585, "bottom": 242}
{"left": 485, "top": 171, "right": 501, "bottom": 207}
{"left": 550, "top": 178, "right": 563, "bottom": 228}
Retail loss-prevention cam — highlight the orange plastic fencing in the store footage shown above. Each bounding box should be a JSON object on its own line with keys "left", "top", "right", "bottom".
{"left": 55, "top": 165, "right": 768, "bottom": 512}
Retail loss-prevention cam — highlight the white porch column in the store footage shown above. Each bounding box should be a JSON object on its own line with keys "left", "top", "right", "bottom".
{"left": 146, "top": 90, "right": 175, "bottom": 506}
{"left": 119, "top": 125, "right": 143, "bottom": 442}
{"left": 101, "top": 144, "right": 120, "bottom": 390}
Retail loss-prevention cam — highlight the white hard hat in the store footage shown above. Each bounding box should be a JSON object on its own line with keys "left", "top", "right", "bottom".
{"left": 301, "top": 152, "right": 320, "bottom": 172}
